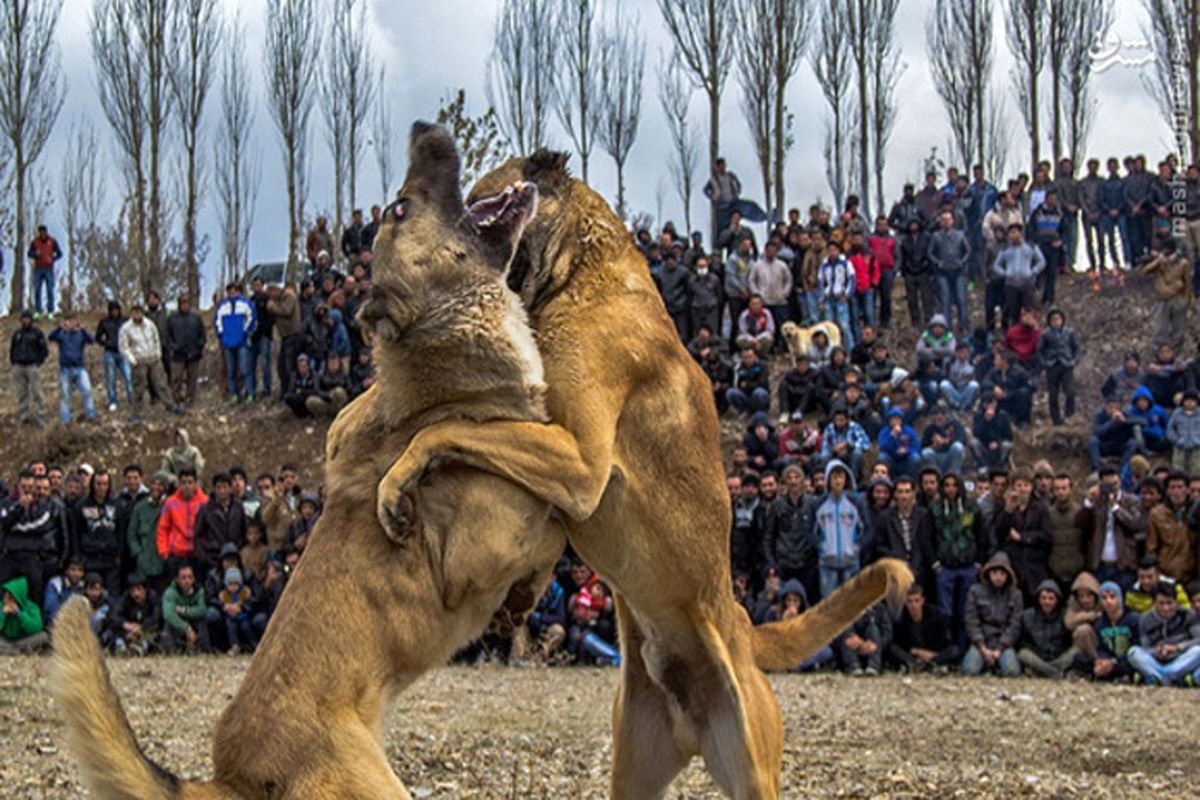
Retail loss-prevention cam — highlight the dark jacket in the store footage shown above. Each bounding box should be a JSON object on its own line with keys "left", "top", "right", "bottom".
{"left": 655, "top": 264, "right": 691, "bottom": 315}
{"left": 106, "top": 588, "right": 163, "bottom": 639}
{"left": 762, "top": 494, "right": 815, "bottom": 574}
{"left": 1, "top": 498, "right": 61, "bottom": 559}
{"left": 1036, "top": 315, "right": 1081, "bottom": 370}
{"left": 194, "top": 498, "right": 247, "bottom": 567}
{"left": 973, "top": 408, "right": 1014, "bottom": 448}
{"left": 993, "top": 496, "right": 1052, "bottom": 600}
{"left": 730, "top": 496, "right": 766, "bottom": 577}
{"left": 930, "top": 491, "right": 986, "bottom": 569}
{"left": 10, "top": 325, "right": 48, "bottom": 367}
{"left": 95, "top": 310, "right": 124, "bottom": 354}
{"left": 1095, "top": 609, "right": 1140, "bottom": 662}
{"left": 48, "top": 327, "right": 92, "bottom": 368}
{"left": 869, "top": 505, "right": 934, "bottom": 589}
{"left": 896, "top": 230, "right": 933, "bottom": 277}
{"left": 965, "top": 552, "right": 1024, "bottom": 650}
{"left": 1137, "top": 607, "right": 1199, "bottom": 654}
{"left": 1019, "top": 579, "right": 1071, "bottom": 661}
{"left": 892, "top": 601, "right": 953, "bottom": 654}
{"left": 166, "top": 311, "right": 207, "bottom": 363}
{"left": 76, "top": 492, "right": 121, "bottom": 568}
{"left": 686, "top": 268, "right": 722, "bottom": 311}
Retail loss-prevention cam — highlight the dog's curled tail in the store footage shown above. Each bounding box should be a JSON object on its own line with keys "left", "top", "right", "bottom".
{"left": 751, "top": 559, "right": 913, "bottom": 672}
{"left": 51, "top": 596, "right": 184, "bottom": 800}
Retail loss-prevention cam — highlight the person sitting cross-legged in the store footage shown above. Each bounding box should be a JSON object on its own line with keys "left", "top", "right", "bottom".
{"left": 1018, "top": 579, "right": 1077, "bottom": 678}
{"left": 961, "top": 552, "right": 1024, "bottom": 677}
{"left": 888, "top": 583, "right": 961, "bottom": 673}
{"left": 1126, "top": 580, "right": 1200, "bottom": 686}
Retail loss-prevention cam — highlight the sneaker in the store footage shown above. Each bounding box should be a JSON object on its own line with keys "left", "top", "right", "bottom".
{"left": 1185, "top": 674, "right": 1196, "bottom": 689}
{"left": 107, "top": 403, "right": 117, "bottom": 412}
{"left": 864, "top": 667, "right": 879, "bottom": 677}
{"left": 227, "top": 395, "right": 239, "bottom": 405}
{"left": 244, "top": 395, "right": 256, "bottom": 406}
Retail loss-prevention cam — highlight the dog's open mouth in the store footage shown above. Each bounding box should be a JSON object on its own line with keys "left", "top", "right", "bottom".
{"left": 468, "top": 181, "right": 538, "bottom": 233}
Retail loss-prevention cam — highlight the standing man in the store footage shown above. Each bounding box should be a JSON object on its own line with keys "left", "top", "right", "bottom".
{"left": 341, "top": 208, "right": 367, "bottom": 262}
{"left": 213, "top": 283, "right": 257, "bottom": 404}
{"left": 1028, "top": 188, "right": 1066, "bottom": 305}
{"left": 1055, "top": 158, "right": 1081, "bottom": 269}
{"left": 967, "top": 165, "right": 999, "bottom": 282}
{"left": 992, "top": 224, "right": 1047, "bottom": 329}
{"left": 48, "top": 311, "right": 97, "bottom": 425}
{"left": 26, "top": 224, "right": 63, "bottom": 318}
{"left": 166, "top": 295, "right": 206, "bottom": 408}
{"left": 686, "top": 255, "right": 722, "bottom": 340}
{"left": 10, "top": 309, "right": 47, "bottom": 427}
{"left": 249, "top": 278, "right": 274, "bottom": 400}
{"left": 119, "top": 304, "right": 176, "bottom": 421}
{"left": 927, "top": 210, "right": 971, "bottom": 334}
{"left": 749, "top": 240, "right": 793, "bottom": 338}
{"left": 268, "top": 282, "right": 302, "bottom": 400}
{"left": 0, "top": 470, "right": 59, "bottom": 606}
{"left": 1100, "top": 157, "right": 1129, "bottom": 271}
{"left": 95, "top": 300, "right": 132, "bottom": 413}
{"left": 305, "top": 216, "right": 335, "bottom": 272}
{"left": 704, "top": 157, "right": 742, "bottom": 250}
{"left": 1079, "top": 158, "right": 1106, "bottom": 285}
{"left": 724, "top": 238, "right": 755, "bottom": 347}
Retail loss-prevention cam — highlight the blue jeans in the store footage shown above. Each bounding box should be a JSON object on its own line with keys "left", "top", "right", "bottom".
{"left": 33, "top": 268, "right": 55, "bottom": 314}
{"left": 921, "top": 443, "right": 965, "bottom": 475}
{"left": 253, "top": 338, "right": 273, "bottom": 396}
{"left": 801, "top": 291, "right": 822, "bottom": 325}
{"left": 819, "top": 563, "right": 859, "bottom": 600}
{"left": 879, "top": 451, "right": 921, "bottom": 479}
{"left": 1127, "top": 645, "right": 1200, "bottom": 686}
{"left": 59, "top": 367, "right": 97, "bottom": 424}
{"left": 939, "top": 379, "right": 980, "bottom": 411}
{"left": 1099, "top": 214, "right": 1124, "bottom": 267}
{"left": 936, "top": 272, "right": 969, "bottom": 331}
{"left": 726, "top": 387, "right": 769, "bottom": 414}
{"left": 961, "top": 645, "right": 1021, "bottom": 677}
{"left": 825, "top": 299, "right": 854, "bottom": 349}
{"left": 224, "top": 346, "right": 256, "bottom": 399}
{"left": 103, "top": 350, "right": 132, "bottom": 407}
{"left": 936, "top": 566, "right": 976, "bottom": 648}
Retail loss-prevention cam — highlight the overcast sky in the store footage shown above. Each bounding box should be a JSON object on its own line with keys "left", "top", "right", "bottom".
{"left": 36, "top": 0, "right": 1167, "bottom": 297}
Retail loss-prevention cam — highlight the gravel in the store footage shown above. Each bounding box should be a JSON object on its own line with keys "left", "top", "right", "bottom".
{"left": 5, "top": 656, "right": 1199, "bottom": 798}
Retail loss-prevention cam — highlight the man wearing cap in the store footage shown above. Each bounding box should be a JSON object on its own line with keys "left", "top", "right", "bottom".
{"left": 166, "top": 294, "right": 206, "bottom": 407}
{"left": 9, "top": 309, "right": 47, "bottom": 426}
{"left": 106, "top": 571, "right": 162, "bottom": 654}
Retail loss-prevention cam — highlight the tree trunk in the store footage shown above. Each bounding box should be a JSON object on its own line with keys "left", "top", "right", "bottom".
{"left": 708, "top": 86, "right": 719, "bottom": 242}
{"left": 857, "top": 0, "right": 869, "bottom": 215}
{"left": 286, "top": 141, "right": 299, "bottom": 284}
{"left": 1051, "top": 51, "right": 1061, "bottom": 163}
{"left": 1191, "top": 13, "right": 1200, "bottom": 163}
{"left": 580, "top": 64, "right": 590, "bottom": 183}
{"left": 10, "top": 155, "right": 26, "bottom": 314}
{"left": 186, "top": 141, "right": 199, "bottom": 300}
{"left": 616, "top": 159, "right": 626, "bottom": 220}
{"left": 1029, "top": 15, "right": 1041, "bottom": 170}
{"left": 773, "top": 75, "right": 785, "bottom": 222}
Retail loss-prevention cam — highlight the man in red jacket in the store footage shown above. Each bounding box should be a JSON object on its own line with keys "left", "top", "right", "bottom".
{"left": 868, "top": 216, "right": 898, "bottom": 329}
{"left": 156, "top": 467, "right": 209, "bottom": 578}
{"left": 1002, "top": 307, "right": 1042, "bottom": 370}
{"left": 27, "top": 225, "right": 63, "bottom": 318}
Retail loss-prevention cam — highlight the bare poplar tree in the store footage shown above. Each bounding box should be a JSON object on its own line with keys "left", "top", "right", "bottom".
{"left": 659, "top": 53, "right": 699, "bottom": 234}
{"left": 557, "top": 0, "right": 600, "bottom": 182}
{"left": 1045, "top": 0, "right": 1072, "bottom": 161}
{"left": 373, "top": 67, "right": 395, "bottom": 202}
{"left": 769, "top": 0, "right": 810, "bottom": 217}
{"left": 0, "top": 0, "right": 65, "bottom": 313}
{"left": 168, "top": 0, "right": 217, "bottom": 301}
{"left": 215, "top": 13, "right": 258, "bottom": 289}
{"left": 869, "top": 0, "right": 902, "bottom": 216}
{"left": 318, "top": 20, "right": 349, "bottom": 238}
{"left": 985, "top": 89, "right": 1011, "bottom": 180}
{"left": 265, "top": 0, "right": 320, "bottom": 282}
{"left": 735, "top": 0, "right": 775, "bottom": 210}
{"left": 928, "top": 0, "right": 996, "bottom": 174}
{"left": 1061, "top": 0, "right": 1111, "bottom": 167}
{"left": 1005, "top": 0, "right": 1047, "bottom": 169}
{"left": 139, "top": 0, "right": 172, "bottom": 293}
{"left": 1142, "top": 0, "right": 1200, "bottom": 161}
{"left": 845, "top": 0, "right": 871, "bottom": 210}
{"left": 59, "top": 121, "right": 106, "bottom": 308}
{"left": 596, "top": 6, "right": 645, "bottom": 220}
{"left": 487, "top": 0, "right": 558, "bottom": 155}
{"left": 328, "top": 0, "right": 375, "bottom": 214}
{"left": 658, "top": 0, "right": 733, "bottom": 238}
{"left": 812, "top": 1, "right": 852, "bottom": 210}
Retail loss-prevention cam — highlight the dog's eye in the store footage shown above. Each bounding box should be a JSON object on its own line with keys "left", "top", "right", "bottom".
{"left": 385, "top": 199, "right": 408, "bottom": 223}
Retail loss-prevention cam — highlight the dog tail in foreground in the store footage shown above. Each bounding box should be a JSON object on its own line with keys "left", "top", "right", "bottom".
{"left": 51, "top": 596, "right": 190, "bottom": 800}
{"left": 751, "top": 559, "right": 913, "bottom": 672}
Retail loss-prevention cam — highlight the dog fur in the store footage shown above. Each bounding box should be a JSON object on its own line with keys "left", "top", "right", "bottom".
{"left": 50, "top": 123, "right": 565, "bottom": 800}
{"left": 374, "top": 152, "right": 912, "bottom": 798}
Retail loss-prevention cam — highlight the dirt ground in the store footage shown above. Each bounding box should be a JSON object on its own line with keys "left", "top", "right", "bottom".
{"left": 4, "top": 657, "right": 1198, "bottom": 799}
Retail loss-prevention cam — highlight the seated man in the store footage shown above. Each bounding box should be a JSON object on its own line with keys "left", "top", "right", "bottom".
{"left": 735, "top": 293, "right": 775, "bottom": 355}
{"left": 305, "top": 353, "right": 351, "bottom": 417}
{"left": 0, "top": 577, "right": 50, "bottom": 655}
{"left": 842, "top": 379, "right": 882, "bottom": 439}
{"left": 514, "top": 576, "right": 567, "bottom": 664}
{"left": 1087, "top": 396, "right": 1138, "bottom": 472}
{"left": 765, "top": 579, "right": 836, "bottom": 671}
{"left": 1064, "top": 572, "right": 1103, "bottom": 661}
{"left": 1126, "top": 384, "right": 1171, "bottom": 456}
{"left": 820, "top": 405, "right": 870, "bottom": 481}
{"left": 283, "top": 354, "right": 319, "bottom": 417}
{"left": 700, "top": 347, "right": 734, "bottom": 414}
{"left": 1126, "top": 581, "right": 1200, "bottom": 686}
{"left": 777, "top": 410, "right": 822, "bottom": 473}
{"left": 971, "top": 396, "right": 1014, "bottom": 476}
{"left": 743, "top": 412, "right": 781, "bottom": 474}
{"left": 727, "top": 347, "right": 771, "bottom": 415}
{"left": 877, "top": 407, "right": 922, "bottom": 479}
{"left": 779, "top": 353, "right": 829, "bottom": 418}
{"left": 105, "top": 571, "right": 162, "bottom": 654}
{"left": 837, "top": 602, "right": 891, "bottom": 676}
{"left": 1018, "top": 579, "right": 1077, "bottom": 678}
{"left": 1125, "top": 556, "right": 1190, "bottom": 614}
{"left": 962, "top": 552, "right": 1024, "bottom": 677}
{"left": 940, "top": 341, "right": 980, "bottom": 411}
{"left": 888, "top": 583, "right": 960, "bottom": 672}
{"left": 921, "top": 403, "right": 967, "bottom": 476}
{"left": 161, "top": 563, "right": 209, "bottom": 654}
{"left": 1073, "top": 581, "right": 1140, "bottom": 682}
{"left": 42, "top": 556, "right": 87, "bottom": 625}
{"left": 980, "top": 349, "right": 1033, "bottom": 425}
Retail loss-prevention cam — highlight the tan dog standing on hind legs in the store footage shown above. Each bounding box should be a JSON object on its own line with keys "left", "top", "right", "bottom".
{"left": 376, "top": 152, "right": 912, "bottom": 798}
{"left": 50, "top": 123, "right": 566, "bottom": 800}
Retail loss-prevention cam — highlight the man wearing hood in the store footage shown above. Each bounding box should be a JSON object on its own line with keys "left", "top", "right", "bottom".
{"left": 742, "top": 412, "right": 780, "bottom": 473}
{"left": 1037, "top": 307, "right": 1081, "bottom": 425}
{"left": 1046, "top": 473, "right": 1084, "bottom": 585}
{"left": 994, "top": 472, "right": 1052, "bottom": 603}
{"left": 0, "top": 577, "right": 49, "bottom": 654}
{"left": 1127, "top": 385, "right": 1171, "bottom": 457}
{"left": 916, "top": 314, "right": 956, "bottom": 366}
{"left": 878, "top": 408, "right": 921, "bottom": 479}
{"left": 1018, "top": 579, "right": 1076, "bottom": 677}
{"left": 94, "top": 300, "right": 133, "bottom": 412}
{"left": 767, "top": 578, "right": 835, "bottom": 670}
{"left": 962, "top": 552, "right": 1024, "bottom": 676}
{"left": 1126, "top": 581, "right": 1200, "bottom": 685}
{"left": 806, "top": 459, "right": 870, "bottom": 599}
{"left": 931, "top": 472, "right": 985, "bottom": 646}
{"left": 1064, "top": 571, "right": 1102, "bottom": 660}
{"left": 1146, "top": 472, "right": 1197, "bottom": 585}
{"left": 161, "top": 428, "right": 205, "bottom": 482}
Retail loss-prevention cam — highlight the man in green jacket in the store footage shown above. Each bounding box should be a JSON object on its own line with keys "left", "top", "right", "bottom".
{"left": 0, "top": 577, "right": 50, "bottom": 654}
{"left": 128, "top": 471, "right": 170, "bottom": 589}
{"left": 161, "top": 563, "right": 208, "bottom": 653}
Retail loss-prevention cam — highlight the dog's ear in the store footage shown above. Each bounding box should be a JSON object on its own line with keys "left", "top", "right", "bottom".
{"left": 401, "top": 121, "right": 466, "bottom": 220}
{"left": 523, "top": 150, "right": 571, "bottom": 195}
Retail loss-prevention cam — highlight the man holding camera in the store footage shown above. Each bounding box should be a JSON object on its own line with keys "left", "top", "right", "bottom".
{"left": 1078, "top": 464, "right": 1143, "bottom": 588}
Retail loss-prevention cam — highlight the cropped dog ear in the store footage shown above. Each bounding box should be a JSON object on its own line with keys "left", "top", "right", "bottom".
{"left": 402, "top": 121, "right": 466, "bottom": 220}
{"left": 523, "top": 150, "right": 571, "bottom": 194}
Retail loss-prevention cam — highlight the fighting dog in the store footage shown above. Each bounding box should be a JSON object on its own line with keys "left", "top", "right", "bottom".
{"left": 51, "top": 123, "right": 565, "bottom": 800}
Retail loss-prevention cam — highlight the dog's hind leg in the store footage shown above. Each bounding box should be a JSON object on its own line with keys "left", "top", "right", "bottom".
{"left": 609, "top": 600, "right": 692, "bottom": 800}
{"left": 284, "top": 723, "right": 412, "bottom": 800}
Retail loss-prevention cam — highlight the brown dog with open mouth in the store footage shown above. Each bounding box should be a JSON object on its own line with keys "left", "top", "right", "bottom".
{"left": 374, "top": 152, "right": 912, "bottom": 798}
{"left": 50, "top": 123, "right": 565, "bottom": 800}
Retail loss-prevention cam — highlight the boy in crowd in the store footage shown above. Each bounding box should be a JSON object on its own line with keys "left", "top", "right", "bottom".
{"left": 1037, "top": 307, "right": 1081, "bottom": 425}
{"left": 1075, "top": 581, "right": 1140, "bottom": 682}
{"left": 1018, "top": 580, "right": 1077, "bottom": 678}
{"left": 838, "top": 603, "right": 891, "bottom": 676}
{"left": 1167, "top": 388, "right": 1200, "bottom": 475}
{"left": 106, "top": 572, "right": 162, "bottom": 654}
{"left": 808, "top": 460, "right": 869, "bottom": 599}
{"left": 0, "top": 577, "right": 49, "bottom": 654}
{"left": 962, "top": 552, "right": 1024, "bottom": 677}
{"left": 1126, "top": 582, "right": 1200, "bottom": 685}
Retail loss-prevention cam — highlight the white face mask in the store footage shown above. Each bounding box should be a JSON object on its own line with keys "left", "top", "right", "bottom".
{"left": 697, "top": 267, "right": 708, "bottom": 276}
